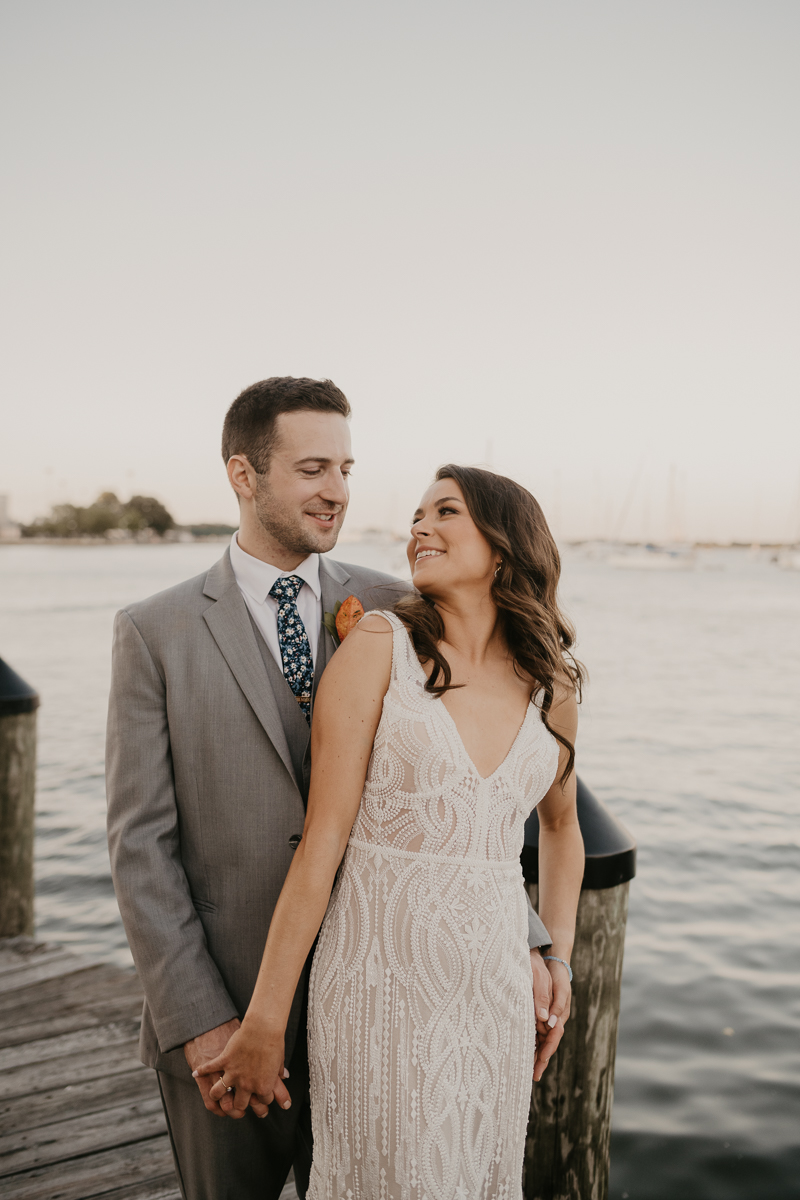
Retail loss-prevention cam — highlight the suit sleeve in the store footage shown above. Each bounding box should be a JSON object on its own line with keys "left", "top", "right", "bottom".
{"left": 526, "top": 889, "right": 551, "bottom": 949}
{"left": 106, "top": 609, "right": 238, "bottom": 1053}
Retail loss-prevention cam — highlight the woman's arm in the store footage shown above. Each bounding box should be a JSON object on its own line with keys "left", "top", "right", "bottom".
{"left": 533, "top": 686, "right": 584, "bottom": 1077}
{"left": 194, "top": 615, "right": 394, "bottom": 1116}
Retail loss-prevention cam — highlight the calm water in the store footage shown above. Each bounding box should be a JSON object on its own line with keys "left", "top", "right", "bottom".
{"left": 0, "top": 541, "right": 798, "bottom": 1199}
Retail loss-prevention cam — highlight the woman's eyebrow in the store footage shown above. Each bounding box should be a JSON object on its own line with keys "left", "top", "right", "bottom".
{"left": 412, "top": 496, "right": 462, "bottom": 521}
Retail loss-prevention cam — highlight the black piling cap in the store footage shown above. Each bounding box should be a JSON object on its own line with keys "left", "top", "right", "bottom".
{"left": 0, "top": 658, "right": 40, "bottom": 717}
{"left": 521, "top": 776, "right": 636, "bottom": 890}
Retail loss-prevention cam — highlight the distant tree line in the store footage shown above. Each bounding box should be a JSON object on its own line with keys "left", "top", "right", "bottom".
{"left": 186, "top": 524, "right": 238, "bottom": 538}
{"left": 21, "top": 492, "right": 176, "bottom": 538}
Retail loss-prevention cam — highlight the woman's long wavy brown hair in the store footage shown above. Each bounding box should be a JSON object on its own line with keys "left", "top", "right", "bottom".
{"left": 394, "top": 464, "right": 585, "bottom": 780}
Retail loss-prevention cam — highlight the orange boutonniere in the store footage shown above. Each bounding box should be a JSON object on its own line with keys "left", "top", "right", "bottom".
{"left": 323, "top": 595, "right": 365, "bottom": 645}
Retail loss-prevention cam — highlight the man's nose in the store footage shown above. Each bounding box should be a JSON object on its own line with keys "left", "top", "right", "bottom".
{"left": 319, "top": 469, "right": 349, "bottom": 506}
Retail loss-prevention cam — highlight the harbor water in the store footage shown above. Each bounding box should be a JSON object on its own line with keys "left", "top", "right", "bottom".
{"left": 0, "top": 540, "right": 798, "bottom": 1199}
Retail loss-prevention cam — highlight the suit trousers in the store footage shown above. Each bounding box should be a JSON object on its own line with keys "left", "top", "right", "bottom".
{"left": 158, "top": 1033, "right": 312, "bottom": 1200}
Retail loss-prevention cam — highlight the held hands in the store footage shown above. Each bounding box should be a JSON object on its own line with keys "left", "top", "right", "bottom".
{"left": 184, "top": 1019, "right": 261, "bottom": 1118}
{"left": 530, "top": 948, "right": 572, "bottom": 1082}
{"left": 192, "top": 1019, "right": 291, "bottom": 1118}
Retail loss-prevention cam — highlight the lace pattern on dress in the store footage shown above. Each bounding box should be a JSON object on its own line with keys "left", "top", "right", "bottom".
{"left": 307, "top": 611, "right": 559, "bottom": 1200}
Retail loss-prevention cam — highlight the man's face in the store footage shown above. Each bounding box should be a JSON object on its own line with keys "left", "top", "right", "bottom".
{"left": 252, "top": 410, "right": 353, "bottom": 556}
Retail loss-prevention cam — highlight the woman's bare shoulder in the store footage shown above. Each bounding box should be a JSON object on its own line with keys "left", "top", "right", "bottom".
{"left": 321, "top": 611, "right": 394, "bottom": 684}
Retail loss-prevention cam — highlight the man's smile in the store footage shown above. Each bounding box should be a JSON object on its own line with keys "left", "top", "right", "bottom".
{"left": 305, "top": 511, "right": 339, "bottom": 528}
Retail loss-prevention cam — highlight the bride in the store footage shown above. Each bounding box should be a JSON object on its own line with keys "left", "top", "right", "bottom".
{"left": 197, "top": 465, "right": 585, "bottom": 1199}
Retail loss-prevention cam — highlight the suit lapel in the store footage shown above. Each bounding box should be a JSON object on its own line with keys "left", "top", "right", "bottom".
{"left": 316, "top": 557, "right": 353, "bottom": 681}
{"left": 202, "top": 552, "right": 297, "bottom": 786}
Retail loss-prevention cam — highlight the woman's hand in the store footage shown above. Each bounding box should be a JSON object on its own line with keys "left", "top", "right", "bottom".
{"left": 192, "top": 1021, "right": 291, "bottom": 1117}
{"left": 533, "top": 956, "right": 572, "bottom": 1082}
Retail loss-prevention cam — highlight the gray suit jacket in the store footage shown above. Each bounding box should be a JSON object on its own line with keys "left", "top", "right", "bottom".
{"left": 106, "top": 549, "right": 549, "bottom": 1078}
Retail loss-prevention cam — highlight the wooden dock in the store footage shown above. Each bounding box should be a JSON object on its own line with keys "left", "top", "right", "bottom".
{"left": 0, "top": 938, "right": 297, "bottom": 1199}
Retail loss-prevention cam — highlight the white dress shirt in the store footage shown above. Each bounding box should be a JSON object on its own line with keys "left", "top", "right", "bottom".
{"left": 229, "top": 533, "right": 322, "bottom": 670}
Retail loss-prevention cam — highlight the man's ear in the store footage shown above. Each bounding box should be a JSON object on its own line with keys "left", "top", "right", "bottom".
{"left": 227, "top": 454, "right": 258, "bottom": 501}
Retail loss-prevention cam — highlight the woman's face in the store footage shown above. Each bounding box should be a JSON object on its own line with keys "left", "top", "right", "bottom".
{"left": 406, "top": 479, "right": 499, "bottom": 597}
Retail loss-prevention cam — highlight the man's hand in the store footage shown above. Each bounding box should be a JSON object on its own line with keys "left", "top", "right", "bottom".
{"left": 531, "top": 949, "right": 571, "bottom": 1082}
{"left": 184, "top": 1019, "right": 268, "bottom": 1119}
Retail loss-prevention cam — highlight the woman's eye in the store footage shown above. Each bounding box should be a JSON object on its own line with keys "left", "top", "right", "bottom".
{"left": 438, "top": 506, "right": 457, "bottom": 516}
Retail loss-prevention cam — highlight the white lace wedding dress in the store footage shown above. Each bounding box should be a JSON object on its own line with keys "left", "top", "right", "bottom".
{"left": 307, "top": 612, "right": 559, "bottom": 1200}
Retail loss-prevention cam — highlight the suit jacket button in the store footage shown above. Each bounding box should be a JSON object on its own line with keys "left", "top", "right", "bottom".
{"left": 288, "top": 834, "right": 302, "bottom": 849}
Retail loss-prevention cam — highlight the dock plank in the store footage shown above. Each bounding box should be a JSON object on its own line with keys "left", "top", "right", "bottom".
{"left": 0, "top": 939, "right": 176, "bottom": 1200}
{"left": 0, "top": 1096, "right": 165, "bottom": 1175}
{"left": 1, "top": 1036, "right": 144, "bottom": 1097}
{"left": 0, "top": 1068, "right": 158, "bottom": 1136}
{"left": 0, "top": 939, "right": 302, "bottom": 1199}
{"left": 0, "top": 939, "right": 65, "bottom": 969}
{"left": 81, "top": 1178, "right": 181, "bottom": 1200}
{"left": 0, "top": 962, "right": 136, "bottom": 1013}
{"left": 0, "top": 952, "right": 94, "bottom": 995}
{"left": 0, "top": 1135, "right": 176, "bottom": 1200}
{"left": 0, "top": 995, "right": 144, "bottom": 1050}
{"left": 0, "top": 1019, "right": 142, "bottom": 1072}
{"left": 0, "top": 965, "right": 142, "bottom": 1043}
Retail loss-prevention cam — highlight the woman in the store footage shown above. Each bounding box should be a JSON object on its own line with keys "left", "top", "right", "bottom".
{"left": 197, "top": 466, "right": 585, "bottom": 1199}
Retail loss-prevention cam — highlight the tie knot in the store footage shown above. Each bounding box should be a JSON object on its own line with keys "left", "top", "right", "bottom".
{"left": 269, "top": 575, "right": 304, "bottom": 603}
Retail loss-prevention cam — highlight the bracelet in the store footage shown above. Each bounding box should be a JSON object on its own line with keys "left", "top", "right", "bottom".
{"left": 542, "top": 956, "right": 573, "bottom": 983}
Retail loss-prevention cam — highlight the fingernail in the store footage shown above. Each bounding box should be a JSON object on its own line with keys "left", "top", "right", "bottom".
{"left": 260, "top": 1112, "right": 268, "bottom": 1118}
{"left": 282, "top": 1068, "right": 290, "bottom": 1078}
{"left": 538, "top": 1008, "right": 549, "bottom": 1021}
{"left": 191, "top": 1070, "right": 198, "bottom": 1077}
{"left": 547, "top": 1014, "right": 558, "bottom": 1028}
{"left": 283, "top": 1100, "right": 292, "bottom": 1110}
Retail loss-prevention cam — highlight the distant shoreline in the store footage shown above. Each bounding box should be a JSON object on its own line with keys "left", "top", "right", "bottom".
{"left": 2, "top": 536, "right": 797, "bottom": 551}
{"left": 0, "top": 535, "right": 233, "bottom": 546}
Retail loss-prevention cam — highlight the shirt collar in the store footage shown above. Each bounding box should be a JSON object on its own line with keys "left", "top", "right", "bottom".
{"left": 229, "top": 533, "right": 321, "bottom": 604}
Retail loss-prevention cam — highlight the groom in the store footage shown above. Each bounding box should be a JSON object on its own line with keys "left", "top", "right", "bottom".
{"left": 106, "top": 376, "right": 555, "bottom": 1200}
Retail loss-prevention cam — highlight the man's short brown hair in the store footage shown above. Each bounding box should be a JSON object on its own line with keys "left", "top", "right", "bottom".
{"left": 221, "top": 377, "right": 351, "bottom": 474}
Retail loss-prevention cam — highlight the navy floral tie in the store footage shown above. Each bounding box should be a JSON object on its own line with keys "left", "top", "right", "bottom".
{"left": 269, "top": 575, "right": 314, "bottom": 723}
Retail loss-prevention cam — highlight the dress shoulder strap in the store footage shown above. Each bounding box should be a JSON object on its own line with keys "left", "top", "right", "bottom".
{"left": 365, "top": 609, "right": 418, "bottom": 683}
{"left": 368, "top": 608, "right": 404, "bottom": 633}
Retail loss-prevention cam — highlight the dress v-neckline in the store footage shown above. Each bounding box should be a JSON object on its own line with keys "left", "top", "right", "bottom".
{"left": 437, "top": 695, "right": 534, "bottom": 782}
{"left": 400, "top": 624, "right": 534, "bottom": 782}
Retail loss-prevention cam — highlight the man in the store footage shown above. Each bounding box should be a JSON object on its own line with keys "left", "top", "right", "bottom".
{"left": 106, "top": 377, "right": 556, "bottom": 1200}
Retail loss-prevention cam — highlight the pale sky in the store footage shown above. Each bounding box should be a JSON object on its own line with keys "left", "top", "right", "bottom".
{"left": 2, "top": 1, "right": 798, "bottom": 543}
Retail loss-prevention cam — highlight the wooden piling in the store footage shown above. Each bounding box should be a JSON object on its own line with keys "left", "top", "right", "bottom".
{"left": 521, "top": 779, "right": 636, "bottom": 1200}
{"left": 524, "top": 881, "right": 630, "bottom": 1200}
{"left": 0, "top": 659, "right": 39, "bottom": 939}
